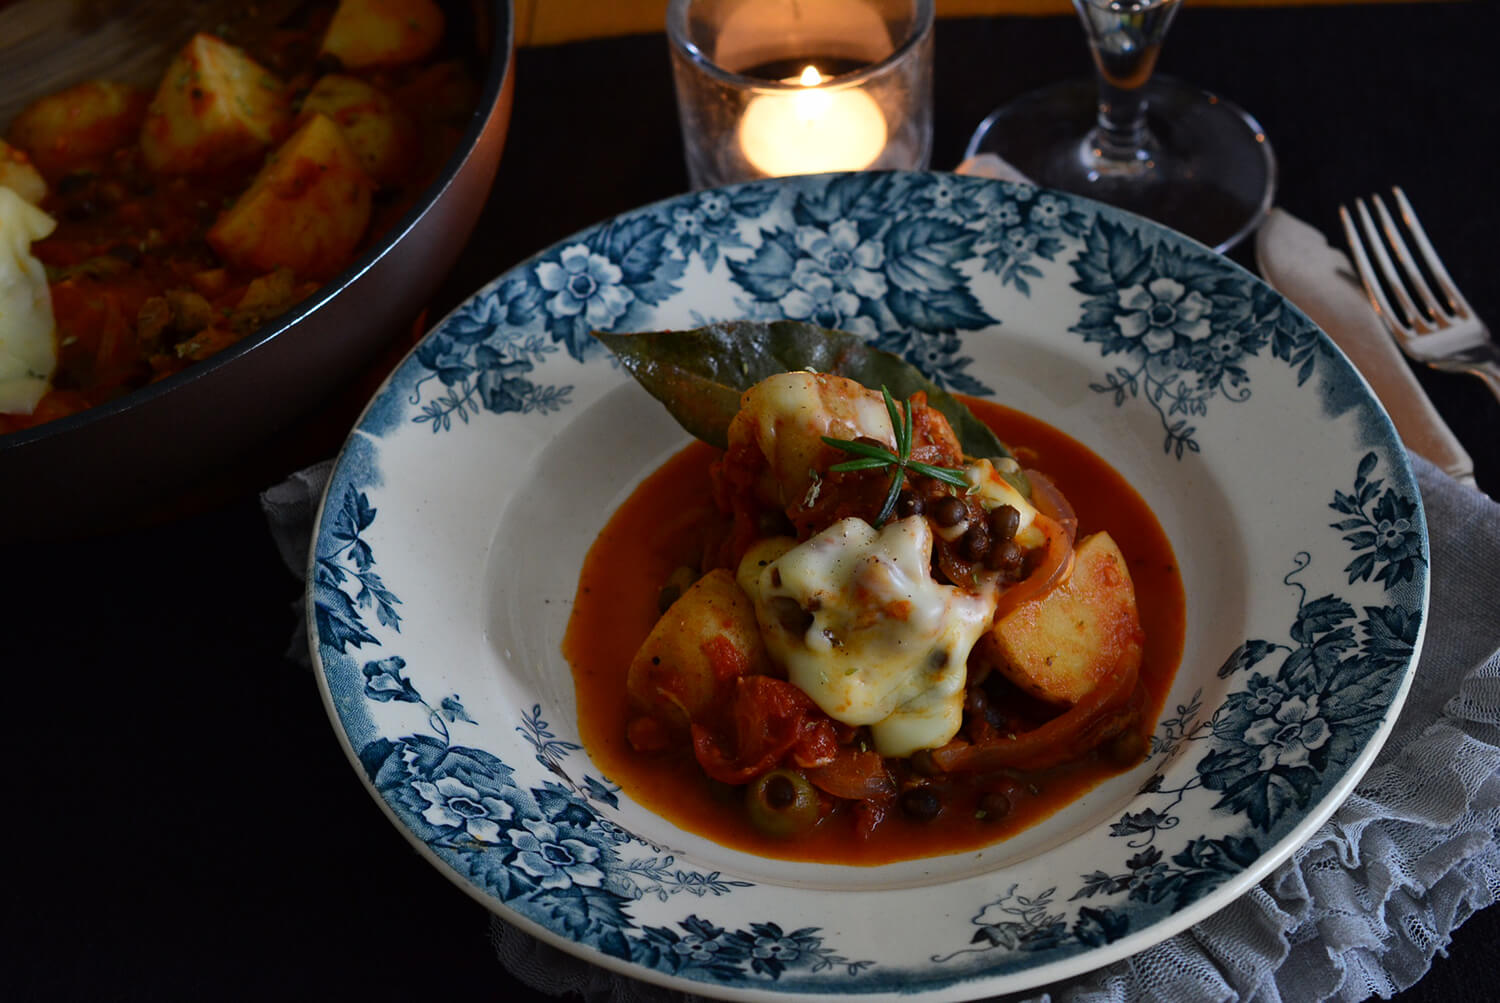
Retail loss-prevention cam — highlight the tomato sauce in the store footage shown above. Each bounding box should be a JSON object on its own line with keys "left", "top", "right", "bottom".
{"left": 563, "top": 399, "right": 1186, "bottom": 864}
{"left": 0, "top": 5, "right": 478, "bottom": 435}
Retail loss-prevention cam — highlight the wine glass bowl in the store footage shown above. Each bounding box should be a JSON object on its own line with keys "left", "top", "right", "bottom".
{"left": 965, "top": 0, "right": 1274, "bottom": 253}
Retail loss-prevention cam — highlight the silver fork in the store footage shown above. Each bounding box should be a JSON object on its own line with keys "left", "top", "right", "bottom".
{"left": 1339, "top": 187, "right": 1500, "bottom": 405}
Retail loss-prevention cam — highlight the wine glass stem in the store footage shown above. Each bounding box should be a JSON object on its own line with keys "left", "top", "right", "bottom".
{"left": 1094, "top": 80, "right": 1149, "bottom": 162}
{"left": 1074, "top": 0, "right": 1181, "bottom": 165}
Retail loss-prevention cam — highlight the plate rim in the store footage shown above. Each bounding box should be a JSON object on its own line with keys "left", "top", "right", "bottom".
{"left": 307, "top": 169, "right": 1429, "bottom": 1000}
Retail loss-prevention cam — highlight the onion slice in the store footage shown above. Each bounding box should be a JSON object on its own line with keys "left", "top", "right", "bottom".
{"left": 1024, "top": 468, "right": 1077, "bottom": 545}
{"left": 931, "top": 657, "right": 1141, "bottom": 773}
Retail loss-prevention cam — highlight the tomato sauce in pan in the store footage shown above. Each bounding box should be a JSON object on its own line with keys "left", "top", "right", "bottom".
{"left": 1, "top": 5, "right": 477, "bottom": 434}
{"left": 563, "top": 399, "right": 1186, "bottom": 864}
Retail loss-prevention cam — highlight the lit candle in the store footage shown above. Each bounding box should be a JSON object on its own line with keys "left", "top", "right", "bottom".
{"left": 737, "top": 65, "right": 888, "bottom": 177}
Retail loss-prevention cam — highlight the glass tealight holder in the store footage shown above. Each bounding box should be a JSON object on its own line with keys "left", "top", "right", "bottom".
{"left": 667, "top": 0, "right": 934, "bottom": 190}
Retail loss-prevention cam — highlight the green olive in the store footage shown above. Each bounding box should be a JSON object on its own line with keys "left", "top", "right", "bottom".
{"left": 744, "top": 769, "right": 820, "bottom": 838}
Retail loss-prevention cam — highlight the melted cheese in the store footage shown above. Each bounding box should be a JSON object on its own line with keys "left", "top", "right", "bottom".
{"left": 740, "top": 516, "right": 998, "bottom": 757}
{"left": 0, "top": 186, "right": 57, "bottom": 415}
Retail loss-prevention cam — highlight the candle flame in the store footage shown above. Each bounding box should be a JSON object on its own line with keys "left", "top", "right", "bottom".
{"left": 739, "top": 61, "right": 887, "bottom": 177}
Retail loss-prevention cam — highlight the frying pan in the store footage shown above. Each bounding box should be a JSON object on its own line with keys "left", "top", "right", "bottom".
{"left": 0, "top": 0, "right": 515, "bottom": 539}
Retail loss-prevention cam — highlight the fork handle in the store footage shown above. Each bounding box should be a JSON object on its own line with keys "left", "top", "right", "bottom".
{"left": 1465, "top": 361, "right": 1500, "bottom": 407}
{"left": 1433, "top": 344, "right": 1500, "bottom": 408}
{"left": 1437, "top": 358, "right": 1500, "bottom": 407}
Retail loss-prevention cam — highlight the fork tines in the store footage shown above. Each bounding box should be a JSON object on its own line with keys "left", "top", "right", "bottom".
{"left": 1339, "top": 186, "right": 1474, "bottom": 341}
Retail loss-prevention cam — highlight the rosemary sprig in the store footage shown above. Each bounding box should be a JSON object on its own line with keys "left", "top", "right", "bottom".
{"left": 821, "top": 386, "right": 971, "bottom": 527}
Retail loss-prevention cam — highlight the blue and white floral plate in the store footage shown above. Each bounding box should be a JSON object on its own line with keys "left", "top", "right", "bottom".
{"left": 309, "top": 172, "right": 1427, "bottom": 1000}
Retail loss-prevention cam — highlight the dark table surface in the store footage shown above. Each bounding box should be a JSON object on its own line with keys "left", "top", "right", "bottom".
{"left": 9, "top": 3, "right": 1499, "bottom": 1000}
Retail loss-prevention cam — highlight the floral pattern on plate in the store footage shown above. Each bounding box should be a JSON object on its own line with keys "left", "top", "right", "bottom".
{"left": 311, "top": 171, "right": 1426, "bottom": 999}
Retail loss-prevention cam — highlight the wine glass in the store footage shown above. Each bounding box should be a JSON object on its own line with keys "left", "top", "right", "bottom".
{"left": 964, "top": 0, "right": 1275, "bottom": 253}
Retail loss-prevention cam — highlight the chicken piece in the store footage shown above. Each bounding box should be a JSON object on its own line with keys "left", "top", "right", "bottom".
{"left": 723, "top": 371, "right": 963, "bottom": 519}
{"left": 206, "top": 114, "right": 373, "bottom": 281}
{"left": 980, "top": 531, "right": 1145, "bottom": 705}
{"left": 320, "top": 0, "right": 445, "bottom": 69}
{"left": 297, "top": 74, "right": 416, "bottom": 186}
{"left": 6, "top": 81, "right": 148, "bottom": 176}
{"left": 139, "top": 34, "right": 290, "bottom": 174}
{"left": 626, "top": 569, "right": 772, "bottom": 733}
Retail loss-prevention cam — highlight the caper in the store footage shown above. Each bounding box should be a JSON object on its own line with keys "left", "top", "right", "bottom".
{"left": 976, "top": 791, "right": 1013, "bottom": 822}
{"left": 959, "top": 523, "right": 992, "bottom": 562}
{"left": 895, "top": 488, "right": 925, "bottom": 519}
{"left": 745, "top": 769, "right": 820, "bottom": 837}
{"left": 987, "top": 539, "right": 1024, "bottom": 574}
{"left": 899, "top": 786, "right": 942, "bottom": 822}
{"left": 931, "top": 496, "right": 966, "bottom": 528}
{"left": 909, "top": 749, "right": 944, "bottom": 777}
{"left": 988, "top": 504, "right": 1021, "bottom": 543}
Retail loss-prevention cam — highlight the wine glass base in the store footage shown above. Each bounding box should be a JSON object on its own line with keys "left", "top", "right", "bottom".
{"left": 964, "top": 76, "right": 1276, "bottom": 253}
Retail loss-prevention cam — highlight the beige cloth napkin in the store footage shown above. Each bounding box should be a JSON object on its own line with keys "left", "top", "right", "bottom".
{"left": 957, "top": 152, "right": 1032, "bottom": 185}
{"left": 1255, "top": 208, "right": 1475, "bottom": 484}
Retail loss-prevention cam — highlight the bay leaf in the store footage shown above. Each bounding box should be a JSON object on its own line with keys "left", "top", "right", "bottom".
{"left": 593, "top": 320, "right": 1028, "bottom": 495}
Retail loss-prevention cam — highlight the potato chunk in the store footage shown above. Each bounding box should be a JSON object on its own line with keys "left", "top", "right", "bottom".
{"left": 207, "top": 114, "right": 373, "bottom": 280}
{"left": 140, "top": 33, "right": 290, "bottom": 174}
{"left": 320, "top": 0, "right": 445, "bottom": 69}
{"left": 6, "top": 81, "right": 148, "bottom": 175}
{"left": 0, "top": 141, "right": 46, "bottom": 204}
{"left": 983, "top": 532, "right": 1144, "bottom": 705}
{"left": 298, "top": 75, "right": 416, "bottom": 186}
{"left": 627, "top": 569, "right": 773, "bottom": 733}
